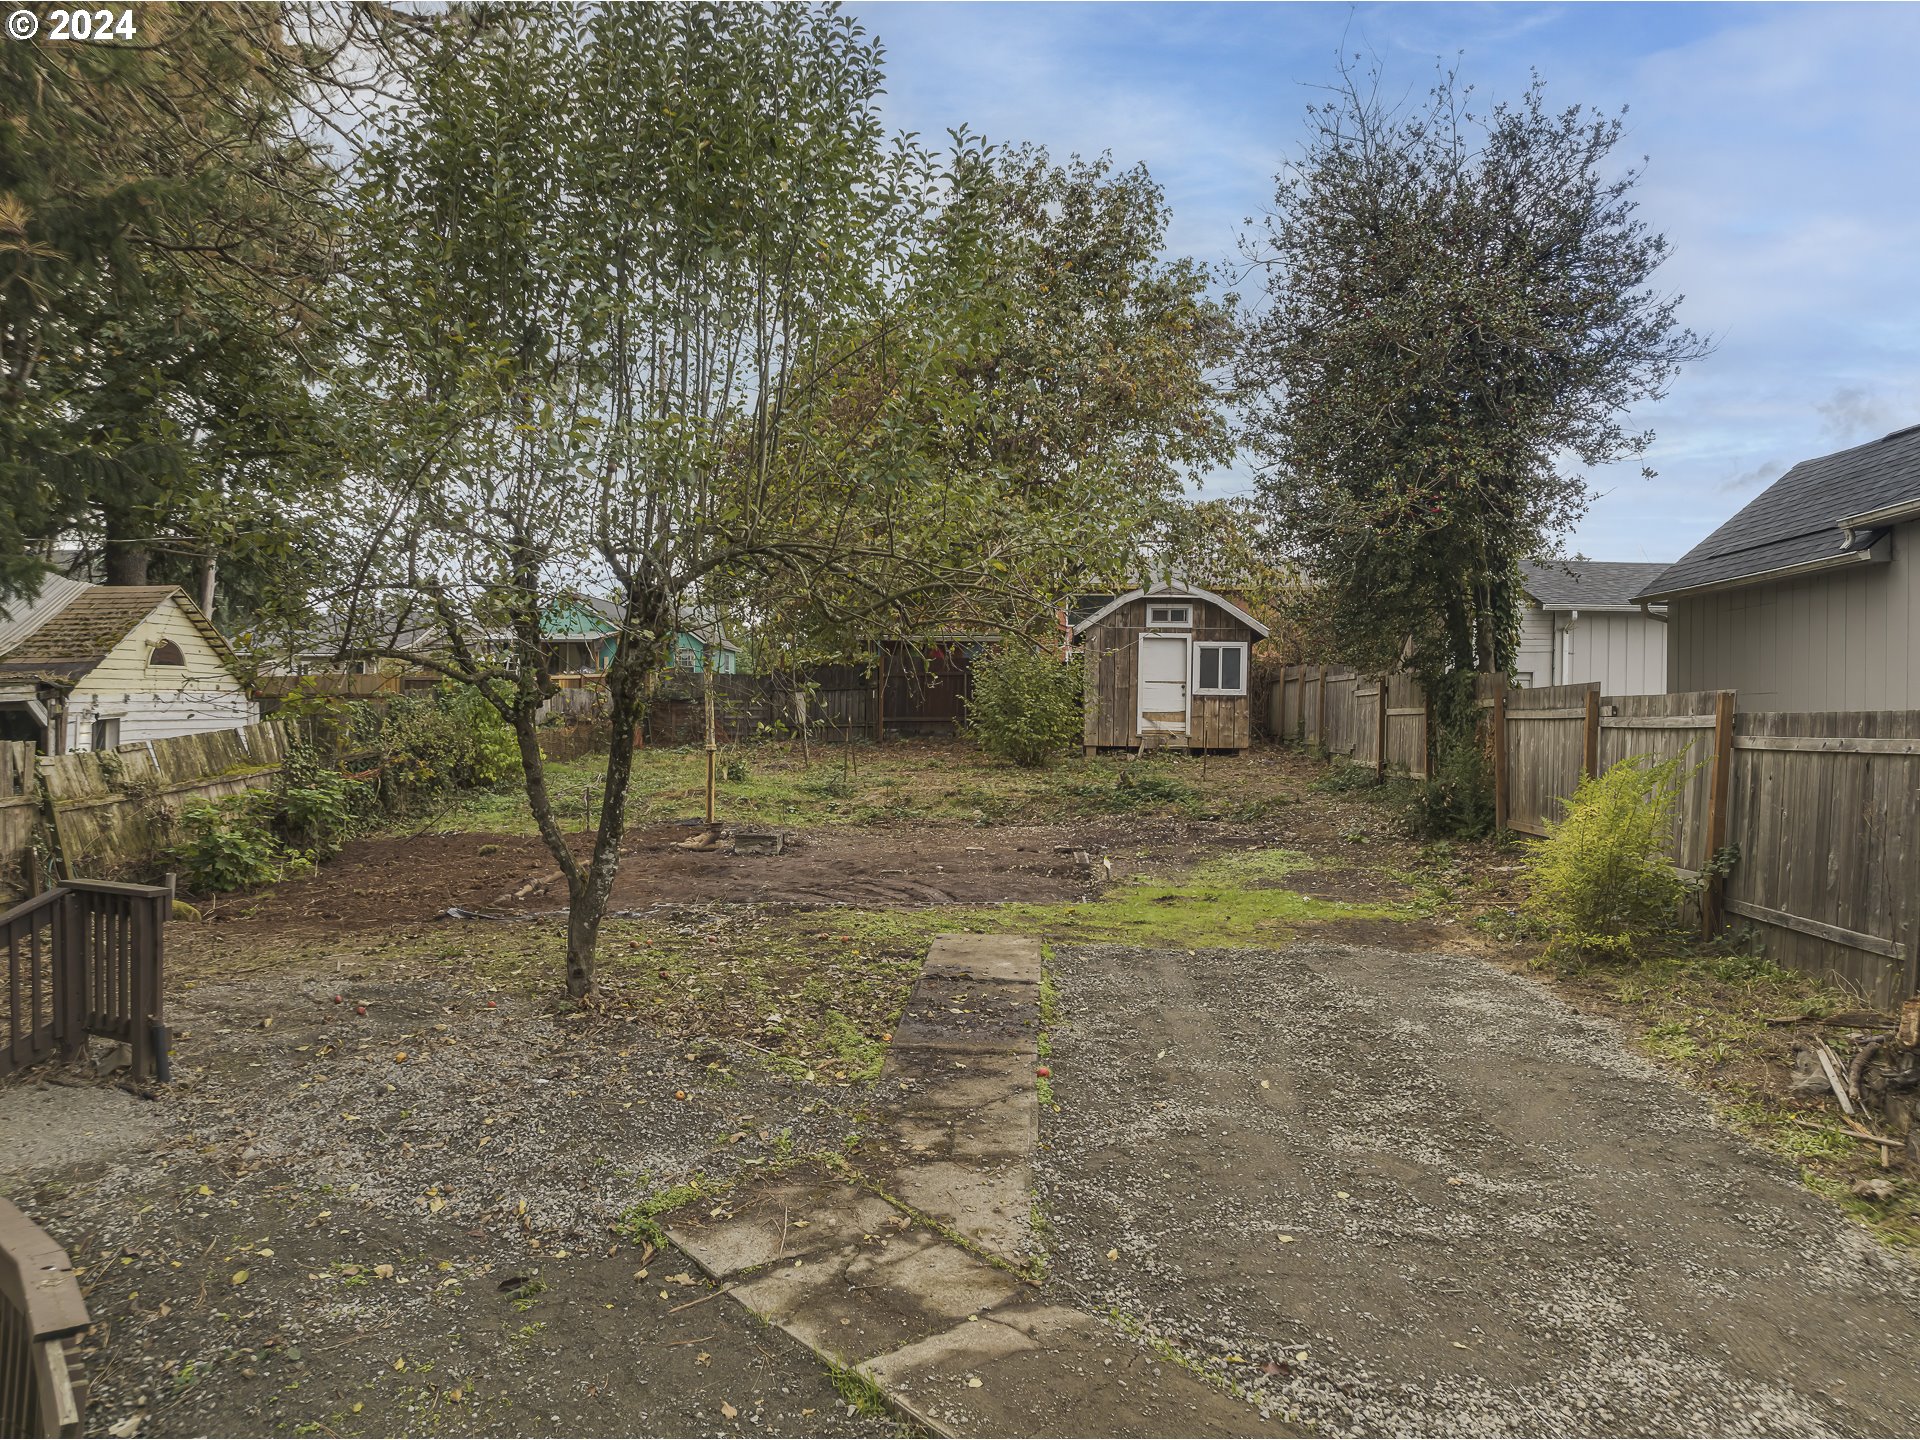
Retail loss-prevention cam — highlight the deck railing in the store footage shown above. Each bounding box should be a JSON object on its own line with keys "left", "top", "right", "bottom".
{"left": 0, "top": 1198, "right": 89, "bottom": 1436}
{"left": 2, "top": 880, "right": 169, "bottom": 1081}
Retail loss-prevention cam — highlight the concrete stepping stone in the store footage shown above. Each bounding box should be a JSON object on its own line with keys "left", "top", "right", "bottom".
{"left": 922, "top": 933, "right": 1044, "bottom": 985}
{"left": 668, "top": 1175, "right": 902, "bottom": 1279}
{"left": 729, "top": 1226, "right": 1028, "bottom": 1367}
{"left": 860, "top": 1303, "right": 1283, "bottom": 1439}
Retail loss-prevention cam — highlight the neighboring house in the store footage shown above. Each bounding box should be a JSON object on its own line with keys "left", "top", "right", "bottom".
{"left": 1072, "top": 580, "right": 1269, "bottom": 753}
{"left": 1635, "top": 423, "right": 1920, "bottom": 710}
{"left": 0, "top": 579, "right": 258, "bottom": 752}
{"left": 1515, "top": 560, "right": 1671, "bottom": 695}
{"left": 542, "top": 595, "right": 740, "bottom": 675}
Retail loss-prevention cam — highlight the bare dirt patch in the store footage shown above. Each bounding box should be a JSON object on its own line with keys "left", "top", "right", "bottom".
{"left": 207, "top": 822, "right": 1132, "bottom": 932}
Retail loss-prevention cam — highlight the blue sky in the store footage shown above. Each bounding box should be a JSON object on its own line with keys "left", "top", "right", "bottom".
{"left": 848, "top": 1, "right": 1920, "bottom": 562}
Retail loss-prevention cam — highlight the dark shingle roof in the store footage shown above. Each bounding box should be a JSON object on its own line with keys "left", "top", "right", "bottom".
{"left": 1634, "top": 424, "right": 1920, "bottom": 602}
{"left": 1521, "top": 560, "right": 1673, "bottom": 612}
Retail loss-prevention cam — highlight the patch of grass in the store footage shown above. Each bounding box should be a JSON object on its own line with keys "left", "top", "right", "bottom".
{"left": 825, "top": 848, "right": 1407, "bottom": 952}
{"left": 1035, "top": 1073, "right": 1055, "bottom": 1108}
{"left": 1311, "top": 760, "right": 1382, "bottom": 795}
{"left": 618, "top": 1175, "right": 708, "bottom": 1248}
{"left": 827, "top": 1363, "right": 889, "bottom": 1418}
{"left": 394, "top": 739, "right": 1307, "bottom": 837}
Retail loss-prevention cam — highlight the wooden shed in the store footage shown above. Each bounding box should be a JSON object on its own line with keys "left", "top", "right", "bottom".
{"left": 1072, "top": 582, "right": 1269, "bottom": 753}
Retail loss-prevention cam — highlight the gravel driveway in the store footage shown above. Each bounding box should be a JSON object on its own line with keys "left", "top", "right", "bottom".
{"left": 1036, "top": 939, "right": 1920, "bottom": 1438}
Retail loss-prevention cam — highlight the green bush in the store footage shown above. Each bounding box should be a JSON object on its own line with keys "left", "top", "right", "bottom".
{"left": 1524, "top": 754, "right": 1691, "bottom": 961}
{"left": 380, "top": 684, "right": 518, "bottom": 796}
{"left": 172, "top": 797, "right": 284, "bottom": 893}
{"left": 272, "top": 744, "right": 368, "bottom": 859}
{"left": 966, "top": 647, "right": 1083, "bottom": 768}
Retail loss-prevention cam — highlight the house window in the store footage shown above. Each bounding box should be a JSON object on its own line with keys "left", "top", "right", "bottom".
{"left": 148, "top": 639, "right": 185, "bottom": 666}
{"left": 674, "top": 645, "right": 699, "bottom": 669}
{"left": 1146, "top": 604, "right": 1192, "bottom": 628}
{"left": 90, "top": 717, "right": 121, "bottom": 751}
{"left": 1192, "top": 642, "right": 1247, "bottom": 696}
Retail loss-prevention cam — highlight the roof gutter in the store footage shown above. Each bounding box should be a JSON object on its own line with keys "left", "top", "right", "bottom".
{"left": 1635, "top": 533, "right": 1892, "bottom": 604}
{"left": 1838, "top": 495, "right": 1920, "bottom": 545}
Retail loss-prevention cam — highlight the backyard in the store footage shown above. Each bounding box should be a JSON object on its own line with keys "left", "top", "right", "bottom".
{"left": 6, "top": 738, "right": 1920, "bottom": 1437}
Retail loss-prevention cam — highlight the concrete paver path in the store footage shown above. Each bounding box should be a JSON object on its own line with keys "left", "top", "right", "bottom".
{"left": 668, "top": 934, "right": 1280, "bottom": 1438}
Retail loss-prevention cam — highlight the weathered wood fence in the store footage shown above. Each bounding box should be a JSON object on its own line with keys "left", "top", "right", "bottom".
{"left": 1272, "top": 664, "right": 1920, "bottom": 1010}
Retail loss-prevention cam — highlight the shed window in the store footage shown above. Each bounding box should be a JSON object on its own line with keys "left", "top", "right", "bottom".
{"left": 1146, "top": 604, "right": 1192, "bottom": 628}
{"left": 148, "top": 639, "right": 185, "bottom": 666}
{"left": 1192, "top": 642, "right": 1247, "bottom": 696}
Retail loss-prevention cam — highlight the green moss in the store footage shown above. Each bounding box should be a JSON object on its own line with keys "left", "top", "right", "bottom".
{"left": 823, "top": 849, "right": 1405, "bottom": 952}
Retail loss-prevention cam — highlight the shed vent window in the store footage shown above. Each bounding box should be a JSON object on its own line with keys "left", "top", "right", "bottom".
{"left": 1193, "top": 642, "right": 1247, "bottom": 696}
{"left": 1146, "top": 604, "right": 1192, "bottom": 627}
{"left": 148, "top": 639, "right": 185, "bottom": 666}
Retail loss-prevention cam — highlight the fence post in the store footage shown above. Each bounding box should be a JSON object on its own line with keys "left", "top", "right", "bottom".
{"left": 1582, "top": 689, "right": 1601, "bottom": 779}
{"left": 54, "top": 891, "right": 83, "bottom": 1063}
{"left": 1490, "top": 677, "right": 1509, "bottom": 834}
{"left": 1422, "top": 684, "right": 1434, "bottom": 780}
{"left": 1701, "top": 689, "right": 1736, "bottom": 938}
{"left": 1375, "top": 676, "right": 1388, "bottom": 780}
{"left": 1315, "top": 665, "right": 1328, "bottom": 754}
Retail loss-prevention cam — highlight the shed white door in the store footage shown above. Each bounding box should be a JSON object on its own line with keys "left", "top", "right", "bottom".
{"left": 1137, "top": 634, "right": 1189, "bottom": 733}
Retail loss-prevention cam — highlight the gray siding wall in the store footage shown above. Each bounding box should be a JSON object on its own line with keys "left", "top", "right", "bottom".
{"left": 1514, "top": 607, "right": 1555, "bottom": 687}
{"left": 1565, "top": 611, "right": 1666, "bottom": 695}
{"left": 1514, "top": 604, "right": 1666, "bottom": 694}
{"left": 1666, "top": 519, "right": 1920, "bottom": 709}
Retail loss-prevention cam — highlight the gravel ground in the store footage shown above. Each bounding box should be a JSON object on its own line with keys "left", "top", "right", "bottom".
{"left": 1036, "top": 938, "right": 1920, "bottom": 1438}
{"left": 6, "top": 967, "right": 913, "bottom": 1438}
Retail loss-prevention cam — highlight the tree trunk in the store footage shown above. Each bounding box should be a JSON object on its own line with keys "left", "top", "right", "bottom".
{"left": 565, "top": 881, "right": 602, "bottom": 999}
{"left": 104, "top": 538, "right": 150, "bottom": 585}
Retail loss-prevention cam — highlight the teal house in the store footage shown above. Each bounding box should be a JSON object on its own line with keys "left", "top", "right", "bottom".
{"left": 541, "top": 596, "right": 739, "bottom": 675}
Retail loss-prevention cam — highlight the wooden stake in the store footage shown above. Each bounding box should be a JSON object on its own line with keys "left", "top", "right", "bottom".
{"left": 703, "top": 659, "right": 717, "bottom": 828}
{"left": 1375, "top": 676, "right": 1388, "bottom": 780}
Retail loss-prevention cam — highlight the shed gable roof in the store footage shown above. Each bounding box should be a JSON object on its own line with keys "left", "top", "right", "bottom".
{"left": 1069, "top": 581, "right": 1270, "bottom": 638}
{"left": 0, "top": 585, "right": 240, "bottom": 684}
{"left": 1634, "top": 424, "right": 1920, "bottom": 602}
{"left": 1520, "top": 560, "right": 1672, "bottom": 612}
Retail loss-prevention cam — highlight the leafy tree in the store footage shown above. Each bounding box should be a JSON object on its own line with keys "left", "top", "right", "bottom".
{"left": 0, "top": 2, "right": 394, "bottom": 616}
{"left": 329, "top": 6, "right": 1233, "bottom": 999}
{"left": 1239, "top": 61, "right": 1708, "bottom": 687}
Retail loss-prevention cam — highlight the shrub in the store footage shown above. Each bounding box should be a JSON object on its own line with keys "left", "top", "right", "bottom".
{"left": 379, "top": 684, "right": 518, "bottom": 797}
{"left": 966, "top": 647, "right": 1083, "bottom": 767}
{"left": 172, "top": 797, "right": 284, "bottom": 893}
{"left": 1404, "top": 675, "right": 1495, "bottom": 838}
{"left": 1524, "top": 754, "right": 1690, "bottom": 960}
{"left": 271, "top": 744, "right": 369, "bottom": 859}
